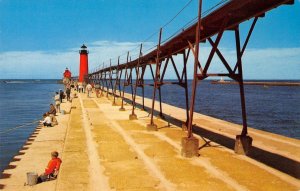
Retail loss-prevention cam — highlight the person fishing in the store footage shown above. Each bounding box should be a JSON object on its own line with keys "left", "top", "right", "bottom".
{"left": 40, "top": 113, "right": 51, "bottom": 127}
{"left": 37, "top": 151, "right": 62, "bottom": 183}
{"left": 48, "top": 104, "right": 56, "bottom": 116}
{"left": 48, "top": 104, "right": 58, "bottom": 126}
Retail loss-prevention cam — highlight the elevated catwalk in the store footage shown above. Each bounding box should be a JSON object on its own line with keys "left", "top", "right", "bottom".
{"left": 88, "top": 0, "right": 295, "bottom": 156}
{"left": 91, "top": 0, "right": 294, "bottom": 72}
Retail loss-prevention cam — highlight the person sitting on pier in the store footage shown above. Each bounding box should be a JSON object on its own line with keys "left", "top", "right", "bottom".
{"left": 48, "top": 104, "right": 56, "bottom": 116}
{"left": 40, "top": 113, "right": 52, "bottom": 127}
{"left": 37, "top": 151, "right": 62, "bottom": 183}
{"left": 48, "top": 104, "right": 58, "bottom": 126}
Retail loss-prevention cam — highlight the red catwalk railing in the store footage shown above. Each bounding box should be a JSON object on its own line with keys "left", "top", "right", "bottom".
{"left": 88, "top": 0, "right": 294, "bottom": 156}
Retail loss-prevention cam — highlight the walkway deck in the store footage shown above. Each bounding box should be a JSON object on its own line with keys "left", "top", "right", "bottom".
{"left": 0, "top": 92, "right": 299, "bottom": 190}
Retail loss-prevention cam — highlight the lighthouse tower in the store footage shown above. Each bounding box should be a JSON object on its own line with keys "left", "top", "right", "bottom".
{"left": 79, "top": 44, "right": 89, "bottom": 82}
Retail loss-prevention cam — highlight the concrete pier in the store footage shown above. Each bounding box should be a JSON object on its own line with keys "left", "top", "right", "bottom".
{"left": 0, "top": 91, "right": 299, "bottom": 191}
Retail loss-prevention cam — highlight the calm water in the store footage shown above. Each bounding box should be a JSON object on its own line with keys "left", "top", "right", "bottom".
{"left": 0, "top": 80, "right": 63, "bottom": 173}
{"left": 0, "top": 79, "right": 299, "bottom": 173}
{"left": 134, "top": 80, "right": 300, "bottom": 138}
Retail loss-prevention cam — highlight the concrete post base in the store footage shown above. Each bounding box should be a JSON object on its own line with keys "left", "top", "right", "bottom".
{"left": 234, "top": 135, "right": 253, "bottom": 155}
{"left": 129, "top": 114, "right": 137, "bottom": 120}
{"left": 181, "top": 137, "right": 199, "bottom": 158}
{"left": 112, "top": 102, "right": 118, "bottom": 106}
{"left": 119, "top": 107, "right": 125, "bottom": 111}
{"left": 146, "top": 123, "right": 158, "bottom": 131}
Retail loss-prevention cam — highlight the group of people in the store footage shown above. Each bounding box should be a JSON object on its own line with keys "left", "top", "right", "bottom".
{"left": 73, "top": 81, "right": 93, "bottom": 98}
{"left": 40, "top": 80, "right": 98, "bottom": 127}
{"left": 36, "top": 89, "right": 66, "bottom": 183}
{"left": 40, "top": 81, "right": 76, "bottom": 127}
{"left": 34, "top": 80, "right": 100, "bottom": 184}
{"left": 34, "top": 74, "right": 79, "bottom": 184}
{"left": 37, "top": 103, "right": 62, "bottom": 183}
{"left": 35, "top": 82, "right": 95, "bottom": 184}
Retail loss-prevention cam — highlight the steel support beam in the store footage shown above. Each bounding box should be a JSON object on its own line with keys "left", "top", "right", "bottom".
{"left": 120, "top": 52, "right": 130, "bottom": 111}
{"left": 147, "top": 28, "right": 163, "bottom": 131}
{"left": 112, "top": 57, "right": 121, "bottom": 105}
{"left": 129, "top": 44, "right": 143, "bottom": 120}
{"left": 181, "top": 0, "right": 202, "bottom": 158}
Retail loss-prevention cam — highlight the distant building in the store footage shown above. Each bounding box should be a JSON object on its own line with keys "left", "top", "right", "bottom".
{"left": 63, "top": 68, "right": 72, "bottom": 87}
{"left": 63, "top": 68, "right": 72, "bottom": 79}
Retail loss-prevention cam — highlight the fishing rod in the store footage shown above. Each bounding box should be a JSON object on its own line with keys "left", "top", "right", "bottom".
{"left": 0, "top": 119, "right": 40, "bottom": 135}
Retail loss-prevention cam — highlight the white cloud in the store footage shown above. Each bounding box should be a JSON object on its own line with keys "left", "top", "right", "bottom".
{"left": 87, "top": 41, "right": 155, "bottom": 72}
{"left": 142, "top": 46, "right": 300, "bottom": 80}
{"left": 242, "top": 47, "right": 300, "bottom": 79}
{"left": 0, "top": 41, "right": 299, "bottom": 80}
{"left": 0, "top": 50, "right": 77, "bottom": 79}
{"left": 0, "top": 41, "right": 154, "bottom": 79}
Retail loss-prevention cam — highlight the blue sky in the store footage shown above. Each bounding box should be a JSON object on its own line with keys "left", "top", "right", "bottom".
{"left": 0, "top": 0, "right": 299, "bottom": 79}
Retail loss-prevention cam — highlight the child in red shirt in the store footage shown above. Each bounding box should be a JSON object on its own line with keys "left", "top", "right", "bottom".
{"left": 37, "top": 151, "right": 62, "bottom": 183}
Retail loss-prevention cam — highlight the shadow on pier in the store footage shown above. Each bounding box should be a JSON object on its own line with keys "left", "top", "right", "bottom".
{"left": 129, "top": 99, "right": 300, "bottom": 179}
{"left": 191, "top": 125, "right": 300, "bottom": 179}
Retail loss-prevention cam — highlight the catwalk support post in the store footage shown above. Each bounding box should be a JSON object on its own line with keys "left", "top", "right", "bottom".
{"left": 147, "top": 28, "right": 163, "bottom": 131}
{"left": 119, "top": 52, "right": 130, "bottom": 111}
{"left": 181, "top": 0, "right": 202, "bottom": 158}
{"left": 129, "top": 44, "right": 143, "bottom": 120}
{"left": 112, "top": 57, "right": 120, "bottom": 106}
{"left": 234, "top": 26, "right": 253, "bottom": 155}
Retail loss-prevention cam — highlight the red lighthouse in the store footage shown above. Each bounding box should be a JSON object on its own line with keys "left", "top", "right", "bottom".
{"left": 79, "top": 44, "right": 89, "bottom": 82}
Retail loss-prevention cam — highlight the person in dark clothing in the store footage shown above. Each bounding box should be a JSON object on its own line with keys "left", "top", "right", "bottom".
{"left": 66, "top": 88, "right": 71, "bottom": 101}
{"left": 59, "top": 90, "right": 64, "bottom": 103}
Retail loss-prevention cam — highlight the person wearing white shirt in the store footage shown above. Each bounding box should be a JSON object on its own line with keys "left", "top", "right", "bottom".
{"left": 86, "top": 83, "right": 93, "bottom": 98}
{"left": 40, "top": 113, "right": 52, "bottom": 127}
{"left": 54, "top": 92, "right": 61, "bottom": 113}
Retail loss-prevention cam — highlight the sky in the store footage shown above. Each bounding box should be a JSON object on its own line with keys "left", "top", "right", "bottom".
{"left": 0, "top": 0, "right": 299, "bottom": 79}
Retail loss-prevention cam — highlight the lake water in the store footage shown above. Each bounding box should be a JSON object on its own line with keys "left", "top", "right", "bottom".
{"left": 135, "top": 80, "right": 300, "bottom": 139}
{"left": 0, "top": 80, "right": 63, "bottom": 173}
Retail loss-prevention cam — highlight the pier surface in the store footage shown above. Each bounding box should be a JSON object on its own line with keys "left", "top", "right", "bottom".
{"left": 1, "top": 92, "right": 299, "bottom": 191}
